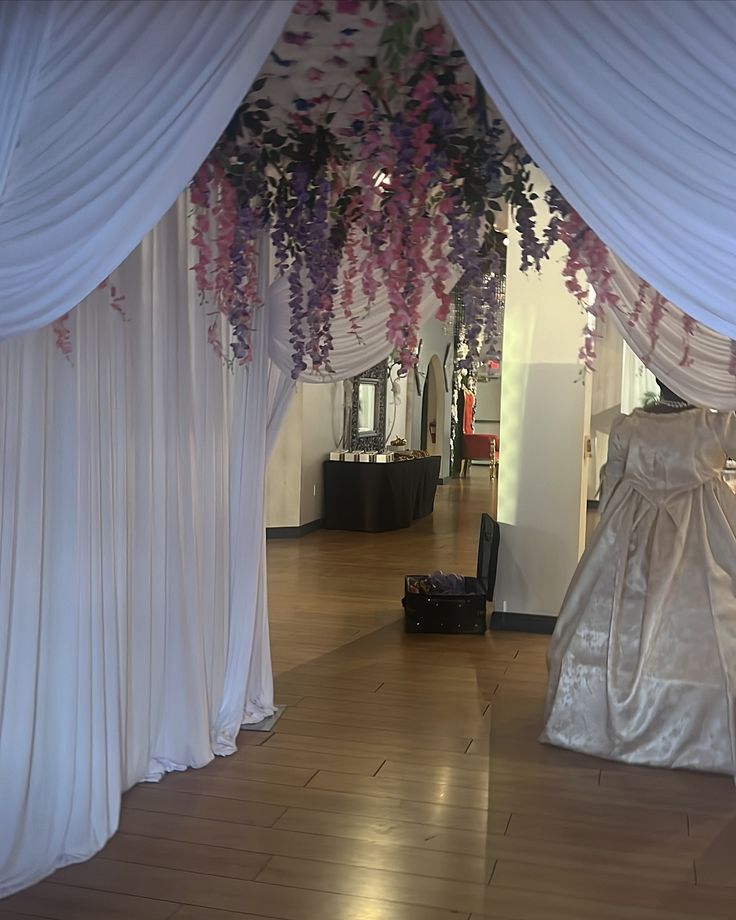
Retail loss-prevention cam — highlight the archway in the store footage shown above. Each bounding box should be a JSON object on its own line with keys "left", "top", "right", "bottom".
{"left": 421, "top": 354, "right": 445, "bottom": 458}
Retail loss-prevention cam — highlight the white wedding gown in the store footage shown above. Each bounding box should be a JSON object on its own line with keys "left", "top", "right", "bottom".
{"left": 542, "top": 408, "right": 736, "bottom": 775}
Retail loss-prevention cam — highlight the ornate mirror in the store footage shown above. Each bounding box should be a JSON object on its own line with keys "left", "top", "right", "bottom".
{"left": 357, "top": 380, "right": 379, "bottom": 436}
{"left": 350, "top": 360, "right": 387, "bottom": 452}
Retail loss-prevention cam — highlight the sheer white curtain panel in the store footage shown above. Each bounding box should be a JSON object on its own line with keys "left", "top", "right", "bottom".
{"left": 440, "top": 0, "right": 736, "bottom": 339}
{"left": 0, "top": 200, "right": 278, "bottom": 896}
{"left": 0, "top": 0, "right": 292, "bottom": 338}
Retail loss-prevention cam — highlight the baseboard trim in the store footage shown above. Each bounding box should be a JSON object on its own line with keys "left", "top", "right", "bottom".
{"left": 266, "top": 519, "right": 323, "bottom": 540}
{"left": 490, "top": 611, "right": 557, "bottom": 635}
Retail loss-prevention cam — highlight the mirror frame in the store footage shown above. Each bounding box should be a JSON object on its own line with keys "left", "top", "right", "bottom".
{"left": 350, "top": 360, "right": 387, "bottom": 452}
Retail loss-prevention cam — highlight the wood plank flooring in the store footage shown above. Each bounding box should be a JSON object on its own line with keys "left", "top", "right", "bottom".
{"left": 5, "top": 470, "right": 736, "bottom": 919}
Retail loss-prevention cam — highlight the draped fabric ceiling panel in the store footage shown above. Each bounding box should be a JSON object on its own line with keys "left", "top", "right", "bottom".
{"left": 251, "top": 0, "right": 469, "bottom": 383}
{"left": 0, "top": 0, "right": 292, "bottom": 338}
{"left": 267, "top": 270, "right": 460, "bottom": 381}
{"left": 604, "top": 254, "right": 736, "bottom": 410}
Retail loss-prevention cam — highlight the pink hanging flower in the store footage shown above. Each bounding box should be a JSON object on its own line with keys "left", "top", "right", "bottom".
{"left": 430, "top": 213, "right": 452, "bottom": 320}
{"left": 207, "top": 320, "right": 226, "bottom": 362}
{"left": 679, "top": 314, "right": 697, "bottom": 368}
{"left": 211, "top": 164, "right": 238, "bottom": 317}
{"left": 554, "top": 209, "right": 626, "bottom": 368}
{"left": 421, "top": 24, "right": 447, "bottom": 49}
{"left": 191, "top": 163, "right": 213, "bottom": 295}
{"left": 646, "top": 292, "right": 667, "bottom": 361}
{"left": 294, "top": 0, "right": 323, "bottom": 14}
{"left": 411, "top": 73, "right": 438, "bottom": 108}
{"left": 336, "top": 0, "right": 360, "bottom": 13}
{"left": 53, "top": 313, "right": 72, "bottom": 359}
{"left": 109, "top": 285, "right": 127, "bottom": 320}
{"left": 284, "top": 31, "right": 315, "bottom": 47}
{"left": 628, "top": 278, "right": 650, "bottom": 328}
{"left": 190, "top": 166, "right": 209, "bottom": 206}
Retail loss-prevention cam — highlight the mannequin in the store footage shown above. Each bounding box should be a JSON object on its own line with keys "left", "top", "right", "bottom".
{"left": 542, "top": 389, "right": 736, "bottom": 775}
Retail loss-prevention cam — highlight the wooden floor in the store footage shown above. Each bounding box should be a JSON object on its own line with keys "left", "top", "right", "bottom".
{"left": 5, "top": 469, "right": 736, "bottom": 920}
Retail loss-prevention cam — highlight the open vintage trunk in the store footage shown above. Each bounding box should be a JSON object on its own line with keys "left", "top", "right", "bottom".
{"left": 403, "top": 513, "right": 500, "bottom": 634}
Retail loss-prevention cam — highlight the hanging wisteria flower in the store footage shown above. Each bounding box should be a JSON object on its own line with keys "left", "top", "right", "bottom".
{"left": 183, "top": 0, "right": 701, "bottom": 379}
{"left": 190, "top": 3, "right": 516, "bottom": 378}
{"left": 52, "top": 313, "right": 72, "bottom": 359}
{"left": 52, "top": 3, "right": 705, "bottom": 375}
{"left": 542, "top": 190, "right": 704, "bottom": 373}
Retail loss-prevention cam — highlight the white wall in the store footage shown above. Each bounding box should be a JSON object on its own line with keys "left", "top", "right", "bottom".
{"left": 265, "top": 381, "right": 343, "bottom": 529}
{"left": 407, "top": 316, "right": 453, "bottom": 478}
{"left": 265, "top": 389, "right": 303, "bottom": 528}
{"left": 300, "top": 382, "right": 342, "bottom": 525}
{"left": 496, "top": 176, "right": 591, "bottom": 618}
{"left": 474, "top": 376, "right": 502, "bottom": 439}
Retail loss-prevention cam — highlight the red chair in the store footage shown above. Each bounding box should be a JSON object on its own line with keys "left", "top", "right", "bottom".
{"left": 461, "top": 389, "right": 499, "bottom": 479}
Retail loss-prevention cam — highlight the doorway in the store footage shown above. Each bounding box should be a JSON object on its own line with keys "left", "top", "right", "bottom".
{"left": 420, "top": 354, "right": 445, "bottom": 457}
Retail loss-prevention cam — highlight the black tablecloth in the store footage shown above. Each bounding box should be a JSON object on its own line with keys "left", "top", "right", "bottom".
{"left": 323, "top": 456, "right": 441, "bottom": 532}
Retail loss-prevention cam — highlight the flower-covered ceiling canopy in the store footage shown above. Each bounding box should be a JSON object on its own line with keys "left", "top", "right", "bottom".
{"left": 190, "top": 0, "right": 524, "bottom": 378}
{"left": 186, "top": 0, "right": 698, "bottom": 384}
{"left": 243, "top": 0, "right": 508, "bottom": 152}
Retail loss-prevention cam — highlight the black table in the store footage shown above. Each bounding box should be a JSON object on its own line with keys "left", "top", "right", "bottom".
{"left": 323, "top": 456, "right": 441, "bottom": 532}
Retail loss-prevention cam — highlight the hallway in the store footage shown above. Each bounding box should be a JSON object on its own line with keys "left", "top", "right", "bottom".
{"left": 4, "top": 471, "right": 736, "bottom": 920}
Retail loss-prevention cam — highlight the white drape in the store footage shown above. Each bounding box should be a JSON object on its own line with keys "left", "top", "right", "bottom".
{"left": 266, "top": 361, "right": 298, "bottom": 453}
{"left": 440, "top": 0, "right": 736, "bottom": 339}
{"left": 0, "top": 0, "right": 292, "bottom": 339}
{"left": 604, "top": 252, "right": 736, "bottom": 410}
{"left": 267, "top": 269, "right": 459, "bottom": 382}
{"left": 0, "top": 200, "right": 279, "bottom": 896}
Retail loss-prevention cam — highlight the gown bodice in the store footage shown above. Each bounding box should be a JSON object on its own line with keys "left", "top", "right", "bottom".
{"left": 611, "top": 408, "right": 734, "bottom": 497}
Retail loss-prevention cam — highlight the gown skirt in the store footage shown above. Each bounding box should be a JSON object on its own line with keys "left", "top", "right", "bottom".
{"left": 541, "top": 408, "right": 736, "bottom": 775}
